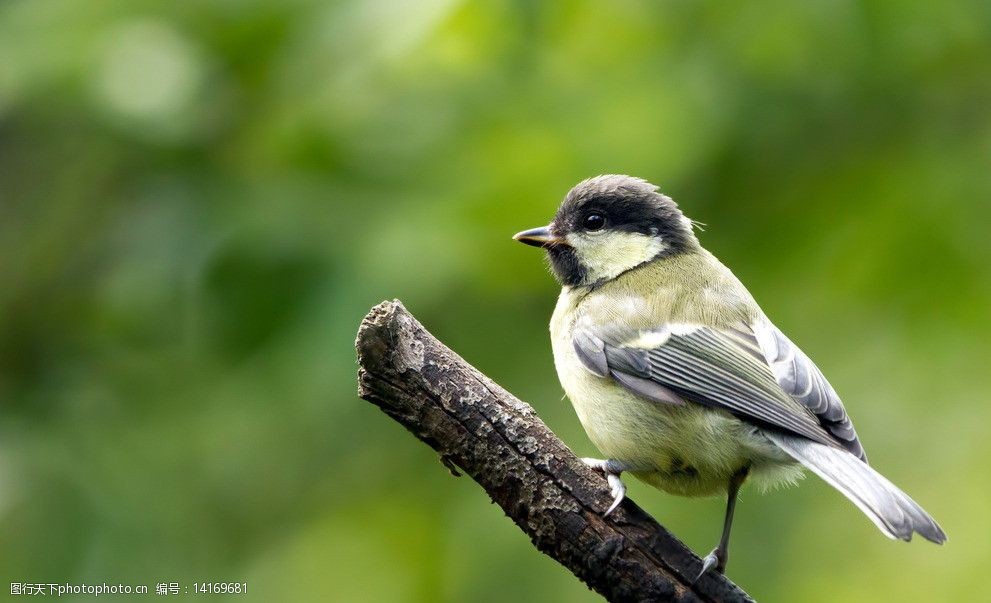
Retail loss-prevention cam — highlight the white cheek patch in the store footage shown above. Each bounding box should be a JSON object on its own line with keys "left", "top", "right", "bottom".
{"left": 566, "top": 231, "right": 668, "bottom": 283}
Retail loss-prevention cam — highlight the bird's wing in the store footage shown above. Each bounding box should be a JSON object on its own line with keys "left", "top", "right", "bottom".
{"left": 574, "top": 317, "right": 946, "bottom": 543}
{"left": 573, "top": 319, "right": 863, "bottom": 456}
{"left": 751, "top": 319, "right": 865, "bottom": 460}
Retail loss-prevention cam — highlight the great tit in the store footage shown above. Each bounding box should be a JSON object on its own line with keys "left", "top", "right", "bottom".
{"left": 514, "top": 175, "right": 945, "bottom": 579}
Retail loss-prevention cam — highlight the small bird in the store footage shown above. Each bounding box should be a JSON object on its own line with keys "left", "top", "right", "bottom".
{"left": 514, "top": 175, "right": 945, "bottom": 579}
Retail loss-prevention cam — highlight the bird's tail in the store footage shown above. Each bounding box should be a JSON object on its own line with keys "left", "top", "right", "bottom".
{"left": 765, "top": 432, "right": 946, "bottom": 544}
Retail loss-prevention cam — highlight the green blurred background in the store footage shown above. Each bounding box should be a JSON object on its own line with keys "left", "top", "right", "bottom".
{"left": 2, "top": 1, "right": 989, "bottom": 601}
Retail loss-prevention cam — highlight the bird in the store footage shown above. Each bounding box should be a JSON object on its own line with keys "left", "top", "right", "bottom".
{"left": 513, "top": 174, "right": 946, "bottom": 580}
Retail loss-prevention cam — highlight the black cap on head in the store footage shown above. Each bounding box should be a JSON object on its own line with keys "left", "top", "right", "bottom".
{"left": 537, "top": 175, "right": 697, "bottom": 287}
{"left": 552, "top": 175, "right": 693, "bottom": 245}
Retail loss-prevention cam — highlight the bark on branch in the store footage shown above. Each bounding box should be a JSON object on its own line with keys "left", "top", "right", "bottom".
{"left": 355, "top": 300, "right": 755, "bottom": 603}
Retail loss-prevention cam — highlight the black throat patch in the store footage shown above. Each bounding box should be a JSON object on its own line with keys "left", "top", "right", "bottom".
{"left": 546, "top": 244, "right": 587, "bottom": 288}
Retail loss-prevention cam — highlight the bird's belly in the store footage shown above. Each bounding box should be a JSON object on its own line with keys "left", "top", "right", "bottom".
{"left": 557, "top": 348, "right": 798, "bottom": 496}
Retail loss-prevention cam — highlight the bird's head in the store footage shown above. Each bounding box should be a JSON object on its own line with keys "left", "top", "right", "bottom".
{"left": 514, "top": 175, "right": 698, "bottom": 287}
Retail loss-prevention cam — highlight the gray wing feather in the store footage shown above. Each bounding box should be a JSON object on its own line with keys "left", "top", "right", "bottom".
{"left": 611, "top": 371, "right": 686, "bottom": 406}
{"left": 766, "top": 432, "right": 946, "bottom": 544}
{"left": 573, "top": 329, "right": 684, "bottom": 405}
{"left": 573, "top": 324, "right": 842, "bottom": 449}
{"left": 639, "top": 332, "right": 839, "bottom": 448}
{"left": 754, "top": 321, "right": 866, "bottom": 460}
{"left": 572, "top": 328, "right": 608, "bottom": 378}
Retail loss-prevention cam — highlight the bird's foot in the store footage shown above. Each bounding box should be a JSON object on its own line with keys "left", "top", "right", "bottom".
{"left": 580, "top": 458, "right": 627, "bottom": 516}
{"left": 692, "top": 547, "right": 727, "bottom": 584}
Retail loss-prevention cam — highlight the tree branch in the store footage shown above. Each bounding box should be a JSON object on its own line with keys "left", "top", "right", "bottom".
{"left": 355, "top": 300, "right": 755, "bottom": 603}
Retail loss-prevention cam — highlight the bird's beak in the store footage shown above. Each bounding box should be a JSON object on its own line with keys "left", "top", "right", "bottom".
{"left": 513, "top": 225, "right": 564, "bottom": 248}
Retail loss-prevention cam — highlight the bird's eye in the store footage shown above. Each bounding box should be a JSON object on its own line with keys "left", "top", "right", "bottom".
{"left": 584, "top": 214, "right": 606, "bottom": 231}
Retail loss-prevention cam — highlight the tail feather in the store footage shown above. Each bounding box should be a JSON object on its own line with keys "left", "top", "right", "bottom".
{"left": 766, "top": 432, "right": 946, "bottom": 544}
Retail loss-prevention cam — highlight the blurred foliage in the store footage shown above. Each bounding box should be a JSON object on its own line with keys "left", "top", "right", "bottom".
{"left": 1, "top": 1, "right": 990, "bottom": 601}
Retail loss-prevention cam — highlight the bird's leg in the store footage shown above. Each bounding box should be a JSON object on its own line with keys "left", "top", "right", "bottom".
{"left": 695, "top": 466, "right": 750, "bottom": 582}
{"left": 580, "top": 458, "right": 631, "bottom": 516}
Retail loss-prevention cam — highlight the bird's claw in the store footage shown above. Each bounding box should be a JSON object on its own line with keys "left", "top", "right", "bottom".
{"left": 692, "top": 549, "right": 725, "bottom": 584}
{"left": 581, "top": 458, "right": 626, "bottom": 516}
{"left": 604, "top": 473, "right": 626, "bottom": 516}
